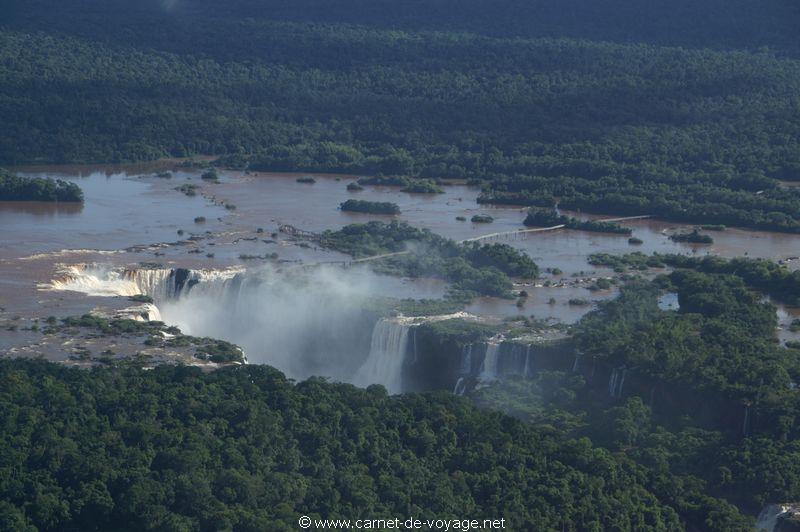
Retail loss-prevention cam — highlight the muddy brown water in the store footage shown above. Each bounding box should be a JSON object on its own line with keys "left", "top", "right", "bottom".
{"left": 1, "top": 164, "right": 799, "bottom": 355}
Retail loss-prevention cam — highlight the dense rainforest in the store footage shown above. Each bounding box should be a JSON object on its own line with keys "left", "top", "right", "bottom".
{"left": 0, "top": 359, "right": 685, "bottom": 531}
{"left": 2, "top": 0, "right": 800, "bottom": 230}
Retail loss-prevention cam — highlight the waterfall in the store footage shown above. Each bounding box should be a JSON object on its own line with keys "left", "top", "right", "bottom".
{"left": 46, "top": 264, "right": 243, "bottom": 304}
{"left": 572, "top": 354, "right": 581, "bottom": 373}
{"left": 479, "top": 342, "right": 501, "bottom": 381}
{"left": 134, "top": 267, "right": 244, "bottom": 302}
{"left": 608, "top": 367, "right": 627, "bottom": 398}
{"left": 123, "top": 268, "right": 177, "bottom": 301}
{"left": 410, "top": 328, "right": 418, "bottom": 365}
{"left": 47, "top": 264, "right": 145, "bottom": 297}
{"left": 756, "top": 504, "right": 795, "bottom": 532}
{"left": 608, "top": 369, "right": 618, "bottom": 396}
{"left": 353, "top": 318, "right": 412, "bottom": 394}
{"left": 523, "top": 345, "right": 532, "bottom": 377}
{"left": 460, "top": 344, "right": 474, "bottom": 375}
{"left": 453, "top": 377, "right": 466, "bottom": 395}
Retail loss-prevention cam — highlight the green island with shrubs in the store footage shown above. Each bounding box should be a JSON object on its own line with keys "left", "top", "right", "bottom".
{"left": 0, "top": 169, "right": 83, "bottom": 202}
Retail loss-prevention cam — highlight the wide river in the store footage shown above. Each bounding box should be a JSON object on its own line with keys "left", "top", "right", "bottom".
{"left": 1, "top": 162, "right": 798, "bottom": 352}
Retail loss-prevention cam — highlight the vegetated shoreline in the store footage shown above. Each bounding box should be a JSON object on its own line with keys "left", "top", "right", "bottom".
{"left": 0, "top": 168, "right": 84, "bottom": 203}
{"left": 9, "top": 158, "right": 800, "bottom": 238}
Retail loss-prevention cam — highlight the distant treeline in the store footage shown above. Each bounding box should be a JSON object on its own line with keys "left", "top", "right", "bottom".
{"left": 0, "top": 169, "right": 83, "bottom": 202}
{"left": 0, "top": 1, "right": 799, "bottom": 231}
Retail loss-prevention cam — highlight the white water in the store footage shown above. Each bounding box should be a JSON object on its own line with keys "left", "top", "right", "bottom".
{"left": 453, "top": 377, "right": 467, "bottom": 395}
{"left": 353, "top": 318, "right": 412, "bottom": 394}
{"left": 45, "top": 263, "right": 243, "bottom": 302}
{"left": 608, "top": 367, "right": 627, "bottom": 398}
{"left": 46, "top": 264, "right": 145, "bottom": 297}
{"left": 523, "top": 345, "right": 532, "bottom": 377}
{"left": 756, "top": 504, "right": 800, "bottom": 531}
{"left": 479, "top": 341, "right": 502, "bottom": 381}
{"left": 44, "top": 262, "right": 490, "bottom": 391}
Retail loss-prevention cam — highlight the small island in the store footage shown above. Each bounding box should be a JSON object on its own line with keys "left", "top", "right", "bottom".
{"left": 0, "top": 169, "right": 83, "bottom": 202}
{"left": 524, "top": 208, "right": 631, "bottom": 234}
{"left": 670, "top": 230, "right": 714, "bottom": 244}
{"left": 340, "top": 199, "right": 401, "bottom": 215}
{"left": 357, "top": 175, "right": 444, "bottom": 194}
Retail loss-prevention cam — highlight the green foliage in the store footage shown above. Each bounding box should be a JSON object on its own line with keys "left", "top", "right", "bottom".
{"left": 524, "top": 208, "right": 632, "bottom": 234}
{"left": 575, "top": 273, "right": 799, "bottom": 417}
{"left": 469, "top": 214, "right": 493, "bottom": 223}
{"left": 0, "top": 359, "right": 683, "bottom": 531}
{"left": 340, "top": 199, "right": 400, "bottom": 215}
{"left": 57, "top": 314, "right": 245, "bottom": 364}
{"left": 175, "top": 184, "right": 198, "bottom": 197}
{"left": 321, "top": 222, "right": 537, "bottom": 298}
{"left": 472, "top": 377, "right": 755, "bottom": 530}
{"left": 401, "top": 179, "right": 443, "bottom": 194}
{"left": 356, "top": 175, "right": 411, "bottom": 187}
{"left": 588, "top": 252, "right": 666, "bottom": 271}
{"left": 200, "top": 168, "right": 219, "bottom": 181}
{"left": 462, "top": 242, "right": 539, "bottom": 278}
{"left": 669, "top": 230, "right": 714, "bottom": 244}
{"left": 0, "top": 168, "right": 83, "bottom": 202}
{"left": 1, "top": 3, "right": 799, "bottom": 230}
{"left": 589, "top": 253, "right": 800, "bottom": 306}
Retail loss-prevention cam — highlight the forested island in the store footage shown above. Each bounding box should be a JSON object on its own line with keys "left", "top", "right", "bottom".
{"left": 321, "top": 221, "right": 538, "bottom": 299}
{"left": 0, "top": 169, "right": 83, "bottom": 202}
{"left": 340, "top": 199, "right": 400, "bottom": 215}
{"left": 524, "top": 208, "right": 632, "bottom": 234}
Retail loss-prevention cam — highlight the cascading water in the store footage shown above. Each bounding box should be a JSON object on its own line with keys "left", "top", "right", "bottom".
{"left": 453, "top": 377, "right": 467, "bottom": 395}
{"left": 353, "top": 318, "right": 413, "bottom": 394}
{"left": 756, "top": 504, "right": 800, "bottom": 531}
{"left": 479, "top": 341, "right": 502, "bottom": 381}
{"left": 46, "top": 264, "right": 243, "bottom": 303}
{"left": 608, "top": 367, "right": 627, "bottom": 398}
{"left": 523, "top": 345, "right": 533, "bottom": 377}
{"left": 46, "top": 263, "right": 487, "bottom": 393}
{"left": 47, "top": 264, "right": 146, "bottom": 297}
